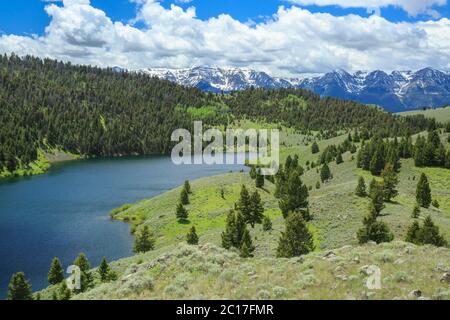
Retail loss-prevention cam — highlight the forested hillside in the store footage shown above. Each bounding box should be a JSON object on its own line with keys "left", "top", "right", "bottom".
{"left": 0, "top": 55, "right": 433, "bottom": 176}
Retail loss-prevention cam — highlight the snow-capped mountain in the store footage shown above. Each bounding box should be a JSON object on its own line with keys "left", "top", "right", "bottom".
{"left": 140, "top": 66, "right": 450, "bottom": 112}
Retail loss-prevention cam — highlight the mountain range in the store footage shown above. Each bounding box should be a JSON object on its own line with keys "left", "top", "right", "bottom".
{"left": 140, "top": 66, "right": 450, "bottom": 112}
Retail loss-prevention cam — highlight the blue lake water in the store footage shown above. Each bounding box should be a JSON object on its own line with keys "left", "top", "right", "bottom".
{"left": 0, "top": 155, "right": 247, "bottom": 297}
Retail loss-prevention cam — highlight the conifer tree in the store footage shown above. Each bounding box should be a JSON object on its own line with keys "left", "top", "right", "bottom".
{"left": 320, "top": 163, "right": 331, "bottom": 183}
{"left": 239, "top": 229, "right": 255, "bottom": 258}
{"left": 57, "top": 281, "right": 71, "bottom": 300}
{"left": 176, "top": 203, "right": 189, "bottom": 221}
{"left": 412, "top": 205, "right": 420, "bottom": 218}
{"left": 180, "top": 187, "right": 190, "bottom": 205}
{"left": 255, "top": 171, "right": 265, "bottom": 188}
{"left": 184, "top": 180, "right": 192, "bottom": 194}
{"left": 133, "top": 225, "right": 155, "bottom": 253}
{"left": 262, "top": 216, "right": 272, "bottom": 231}
{"left": 279, "top": 172, "right": 309, "bottom": 220}
{"left": 276, "top": 212, "right": 314, "bottom": 258}
{"left": 248, "top": 190, "right": 264, "bottom": 227}
{"left": 7, "top": 272, "right": 33, "bottom": 300}
{"left": 336, "top": 153, "right": 343, "bottom": 164}
{"left": 311, "top": 141, "right": 320, "bottom": 154}
{"left": 98, "top": 257, "right": 111, "bottom": 282}
{"left": 73, "top": 252, "right": 93, "bottom": 292}
{"left": 221, "top": 211, "right": 246, "bottom": 250}
{"left": 249, "top": 166, "right": 257, "bottom": 179}
{"left": 357, "top": 207, "right": 393, "bottom": 244}
{"left": 186, "top": 226, "right": 199, "bottom": 245}
{"left": 381, "top": 163, "right": 399, "bottom": 202}
{"left": 419, "top": 216, "right": 448, "bottom": 247}
{"left": 370, "top": 183, "right": 385, "bottom": 216}
{"left": 416, "top": 173, "right": 432, "bottom": 208}
{"left": 237, "top": 185, "right": 252, "bottom": 222}
{"left": 355, "top": 176, "right": 367, "bottom": 197}
{"left": 48, "top": 257, "right": 64, "bottom": 285}
{"left": 405, "top": 221, "right": 421, "bottom": 244}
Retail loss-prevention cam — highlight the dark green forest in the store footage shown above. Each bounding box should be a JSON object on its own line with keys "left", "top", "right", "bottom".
{"left": 0, "top": 55, "right": 432, "bottom": 173}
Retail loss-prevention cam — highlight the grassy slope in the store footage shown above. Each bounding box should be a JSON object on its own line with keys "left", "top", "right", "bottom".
{"left": 397, "top": 106, "right": 450, "bottom": 123}
{"left": 40, "top": 126, "right": 450, "bottom": 300}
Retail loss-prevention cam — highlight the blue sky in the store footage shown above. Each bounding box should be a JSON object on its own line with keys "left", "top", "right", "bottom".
{"left": 1, "top": 0, "right": 448, "bottom": 36}
{"left": 0, "top": 0, "right": 449, "bottom": 75}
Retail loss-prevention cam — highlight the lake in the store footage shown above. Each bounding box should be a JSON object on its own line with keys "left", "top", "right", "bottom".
{"left": 0, "top": 155, "right": 247, "bottom": 297}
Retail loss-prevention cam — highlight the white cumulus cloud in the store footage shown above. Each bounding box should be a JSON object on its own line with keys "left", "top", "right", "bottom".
{"left": 0, "top": 0, "right": 449, "bottom": 76}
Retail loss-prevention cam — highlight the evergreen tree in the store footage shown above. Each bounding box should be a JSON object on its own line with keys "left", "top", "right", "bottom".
{"left": 320, "top": 163, "right": 331, "bottom": 183}
{"left": 98, "top": 257, "right": 111, "bottom": 282}
{"left": 405, "top": 221, "right": 421, "bottom": 244}
{"left": 48, "top": 257, "right": 64, "bottom": 285}
{"left": 249, "top": 166, "right": 257, "bottom": 179}
{"left": 133, "top": 225, "right": 155, "bottom": 253}
{"left": 370, "top": 183, "right": 385, "bottom": 216}
{"left": 57, "top": 281, "right": 71, "bottom": 300}
{"left": 180, "top": 187, "right": 190, "bottom": 205}
{"left": 416, "top": 173, "right": 432, "bottom": 208}
{"left": 184, "top": 180, "right": 192, "bottom": 194}
{"left": 176, "top": 203, "right": 189, "bottom": 221}
{"left": 7, "top": 272, "right": 33, "bottom": 300}
{"left": 276, "top": 212, "right": 314, "bottom": 258}
{"left": 418, "top": 216, "right": 448, "bottom": 247}
{"left": 221, "top": 211, "right": 247, "bottom": 250}
{"left": 369, "top": 147, "right": 385, "bottom": 176}
{"left": 255, "top": 171, "right": 265, "bottom": 188}
{"left": 73, "top": 252, "right": 93, "bottom": 292}
{"left": 237, "top": 185, "right": 252, "bottom": 222}
{"left": 315, "top": 181, "right": 321, "bottom": 189}
{"left": 336, "top": 153, "right": 343, "bottom": 164}
{"left": 311, "top": 141, "right": 320, "bottom": 154}
{"left": 357, "top": 207, "right": 393, "bottom": 244}
{"left": 279, "top": 172, "right": 309, "bottom": 220}
{"left": 381, "top": 163, "right": 399, "bottom": 202}
{"left": 247, "top": 190, "right": 264, "bottom": 227}
{"left": 432, "top": 199, "right": 440, "bottom": 208}
{"left": 262, "top": 216, "right": 272, "bottom": 231}
{"left": 186, "top": 226, "right": 199, "bottom": 245}
{"left": 355, "top": 176, "right": 367, "bottom": 197}
{"left": 239, "top": 229, "right": 255, "bottom": 258}
{"left": 412, "top": 205, "right": 420, "bottom": 219}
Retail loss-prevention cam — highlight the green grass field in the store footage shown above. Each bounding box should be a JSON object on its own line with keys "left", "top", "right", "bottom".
{"left": 398, "top": 107, "right": 450, "bottom": 123}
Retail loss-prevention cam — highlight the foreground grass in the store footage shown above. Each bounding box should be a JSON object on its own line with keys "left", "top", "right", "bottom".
{"left": 71, "top": 242, "right": 450, "bottom": 300}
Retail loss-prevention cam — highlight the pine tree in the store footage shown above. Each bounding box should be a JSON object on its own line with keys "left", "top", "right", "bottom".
{"left": 355, "top": 176, "right": 367, "bottom": 197}
{"left": 357, "top": 207, "right": 393, "bottom": 244}
{"left": 418, "top": 216, "right": 448, "bottom": 247}
{"left": 180, "top": 187, "right": 190, "bottom": 205}
{"left": 133, "top": 225, "right": 155, "bottom": 253}
{"left": 239, "top": 229, "right": 255, "bottom": 258}
{"left": 432, "top": 199, "right": 440, "bottom": 208}
{"left": 221, "top": 211, "right": 246, "bottom": 250}
{"left": 184, "top": 180, "right": 192, "bottom": 194}
{"left": 48, "top": 257, "right": 64, "bottom": 285}
{"left": 412, "top": 205, "right": 420, "bottom": 218}
{"left": 249, "top": 166, "right": 257, "bottom": 179}
{"left": 98, "top": 257, "right": 111, "bottom": 282}
{"left": 416, "top": 173, "right": 432, "bottom": 208}
{"left": 279, "top": 172, "right": 309, "bottom": 220}
{"left": 248, "top": 190, "right": 264, "bottom": 227}
{"left": 176, "top": 202, "right": 189, "bottom": 221}
{"left": 255, "top": 171, "right": 265, "bottom": 188}
{"left": 405, "top": 221, "right": 421, "bottom": 244}
{"left": 186, "top": 226, "right": 199, "bottom": 245}
{"left": 381, "top": 163, "right": 399, "bottom": 202}
{"left": 336, "top": 153, "right": 343, "bottom": 164}
{"left": 73, "top": 252, "right": 93, "bottom": 292}
{"left": 237, "top": 185, "right": 252, "bottom": 222}
{"left": 311, "top": 141, "right": 320, "bottom": 154}
{"left": 320, "top": 163, "right": 331, "bottom": 183}
{"left": 262, "top": 216, "right": 272, "bottom": 231}
{"left": 7, "top": 272, "right": 33, "bottom": 300}
{"left": 369, "top": 146, "right": 385, "bottom": 176}
{"left": 370, "top": 183, "right": 385, "bottom": 216}
{"left": 57, "top": 281, "right": 71, "bottom": 300}
{"left": 276, "top": 212, "right": 314, "bottom": 258}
